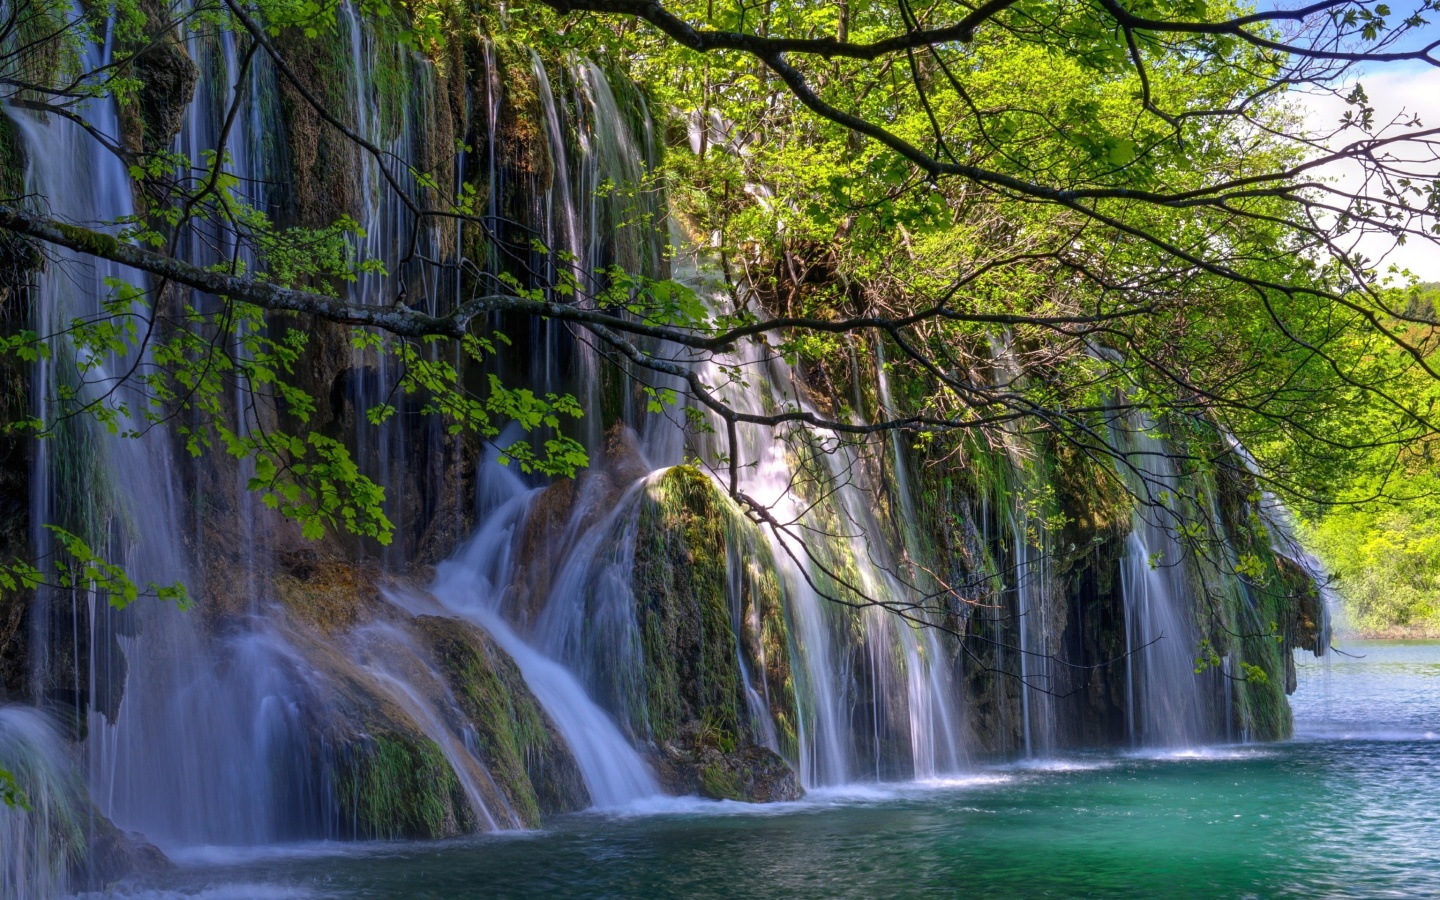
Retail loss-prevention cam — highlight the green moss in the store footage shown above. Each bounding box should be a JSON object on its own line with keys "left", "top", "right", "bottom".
{"left": 417, "top": 616, "right": 588, "bottom": 825}
{"left": 371, "top": 31, "right": 413, "bottom": 145}
{"left": 631, "top": 466, "right": 799, "bottom": 760}
{"left": 1170, "top": 421, "right": 1312, "bottom": 742}
{"left": 54, "top": 223, "right": 119, "bottom": 259}
{"left": 274, "top": 27, "right": 358, "bottom": 227}
{"left": 6, "top": 0, "right": 69, "bottom": 96}
{"left": 335, "top": 729, "right": 474, "bottom": 839}
{"left": 741, "top": 554, "right": 800, "bottom": 760}
{"left": 491, "top": 37, "right": 553, "bottom": 188}
{"left": 634, "top": 465, "right": 743, "bottom": 746}
{"left": 0, "top": 110, "right": 27, "bottom": 201}
{"left": 698, "top": 760, "right": 745, "bottom": 801}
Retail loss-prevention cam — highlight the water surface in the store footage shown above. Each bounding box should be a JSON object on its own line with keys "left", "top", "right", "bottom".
{"left": 100, "top": 641, "right": 1440, "bottom": 899}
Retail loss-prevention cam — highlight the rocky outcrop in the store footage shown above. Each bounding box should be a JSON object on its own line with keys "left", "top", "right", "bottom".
{"left": 506, "top": 423, "right": 652, "bottom": 633}
{"left": 330, "top": 725, "right": 479, "bottom": 840}
{"left": 270, "top": 572, "right": 590, "bottom": 833}
{"left": 417, "top": 615, "right": 589, "bottom": 822}
{"left": 83, "top": 816, "right": 173, "bottom": 890}
{"left": 117, "top": 0, "right": 198, "bottom": 160}
{"left": 650, "top": 741, "right": 802, "bottom": 803}
{"left": 629, "top": 465, "right": 803, "bottom": 802}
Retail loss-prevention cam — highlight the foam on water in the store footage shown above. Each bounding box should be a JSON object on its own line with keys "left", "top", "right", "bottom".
{"left": 77, "top": 885, "right": 325, "bottom": 900}
{"left": 1121, "top": 746, "right": 1274, "bottom": 762}
{"left": 163, "top": 841, "right": 388, "bottom": 868}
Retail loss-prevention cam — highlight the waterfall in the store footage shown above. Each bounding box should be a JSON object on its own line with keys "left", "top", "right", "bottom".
{"left": 0, "top": 707, "right": 84, "bottom": 899}
{"left": 1115, "top": 420, "right": 1208, "bottom": 748}
{"left": 428, "top": 459, "right": 660, "bottom": 808}
{"left": 16, "top": 12, "right": 279, "bottom": 847}
{"left": 1226, "top": 438, "right": 1335, "bottom": 656}
{"left": 874, "top": 339, "right": 965, "bottom": 777}
{"left": 0, "top": 5, "right": 1323, "bottom": 878}
{"left": 984, "top": 333, "right": 1058, "bottom": 757}
{"left": 674, "top": 250, "right": 967, "bottom": 784}
{"left": 8, "top": 6, "right": 519, "bottom": 857}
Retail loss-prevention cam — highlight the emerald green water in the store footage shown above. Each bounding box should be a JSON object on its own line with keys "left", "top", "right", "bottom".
{"left": 103, "top": 642, "right": 1440, "bottom": 899}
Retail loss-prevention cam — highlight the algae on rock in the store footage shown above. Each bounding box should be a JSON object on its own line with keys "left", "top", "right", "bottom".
{"left": 629, "top": 465, "right": 802, "bottom": 801}
{"left": 333, "top": 729, "right": 475, "bottom": 839}
{"left": 416, "top": 615, "right": 589, "bottom": 824}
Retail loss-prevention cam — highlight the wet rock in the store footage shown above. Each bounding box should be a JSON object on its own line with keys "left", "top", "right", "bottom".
{"left": 117, "top": 0, "right": 198, "bottom": 160}
{"left": 701, "top": 745, "right": 803, "bottom": 803}
{"left": 84, "top": 818, "right": 174, "bottom": 889}
{"left": 631, "top": 466, "right": 798, "bottom": 755}
{"left": 129, "top": 42, "right": 197, "bottom": 157}
{"left": 257, "top": 559, "right": 590, "bottom": 832}
{"left": 415, "top": 615, "right": 590, "bottom": 822}
{"left": 332, "top": 727, "right": 479, "bottom": 840}
{"left": 650, "top": 741, "right": 803, "bottom": 803}
{"left": 506, "top": 476, "right": 581, "bottom": 632}
{"left": 271, "top": 548, "right": 386, "bottom": 634}
{"left": 506, "top": 425, "right": 651, "bottom": 632}
{"left": 624, "top": 466, "right": 804, "bottom": 802}
{"left": 600, "top": 423, "right": 651, "bottom": 487}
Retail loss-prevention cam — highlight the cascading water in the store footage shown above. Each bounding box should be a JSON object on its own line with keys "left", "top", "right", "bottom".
{"left": 666, "top": 248, "right": 968, "bottom": 784}
{"left": 872, "top": 339, "right": 966, "bottom": 777}
{"left": 12, "top": 15, "right": 332, "bottom": 849}
{"left": 0, "top": 8, "right": 1329, "bottom": 890}
{"left": 984, "top": 333, "right": 1058, "bottom": 757}
{"left": 1226, "top": 438, "right": 1334, "bottom": 657}
{"left": 1114, "top": 419, "right": 1210, "bottom": 747}
{"left": 6, "top": 9, "right": 539, "bottom": 870}
{"left": 426, "top": 456, "right": 660, "bottom": 808}
{"left": 4, "top": 20, "right": 675, "bottom": 864}
{"left": 0, "top": 707, "right": 84, "bottom": 899}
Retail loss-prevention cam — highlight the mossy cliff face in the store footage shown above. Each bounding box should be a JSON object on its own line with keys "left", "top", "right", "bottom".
{"left": 1200, "top": 444, "right": 1324, "bottom": 741}
{"left": 807, "top": 332, "right": 1324, "bottom": 753}
{"left": 330, "top": 727, "right": 476, "bottom": 839}
{"left": 1045, "top": 437, "right": 1135, "bottom": 747}
{"left": 116, "top": 0, "right": 198, "bottom": 163}
{"left": 416, "top": 615, "right": 588, "bottom": 824}
{"left": 629, "top": 466, "right": 802, "bottom": 802}
{"left": 191, "top": 540, "right": 588, "bottom": 836}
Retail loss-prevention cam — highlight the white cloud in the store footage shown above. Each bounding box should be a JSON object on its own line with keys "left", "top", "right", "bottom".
{"left": 1293, "top": 63, "right": 1440, "bottom": 283}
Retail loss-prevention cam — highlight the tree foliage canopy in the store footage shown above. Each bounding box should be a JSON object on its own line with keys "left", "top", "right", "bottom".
{"left": 0, "top": 0, "right": 1438, "bottom": 625}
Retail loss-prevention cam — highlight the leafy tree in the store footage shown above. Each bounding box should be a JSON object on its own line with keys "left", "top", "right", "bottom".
{"left": 0, "top": 0, "right": 1436, "bottom": 649}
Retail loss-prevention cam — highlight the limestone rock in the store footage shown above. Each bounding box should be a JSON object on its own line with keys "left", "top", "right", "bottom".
{"left": 652, "top": 741, "right": 803, "bottom": 804}
{"left": 84, "top": 818, "right": 174, "bottom": 889}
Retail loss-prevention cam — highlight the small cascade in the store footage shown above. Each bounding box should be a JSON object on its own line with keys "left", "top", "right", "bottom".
{"left": 873, "top": 340, "right": 965, "bottom": 777}
{"left": 726, "top": 539, "right": 783, "bottom": 754}
{"left": 672, "top": 250, "right": 967, "bottom": 784}
{"left": 531, "top": 480, "right": 647, "bottom": 725}
{"left": 983, "top": 333, "right": 1058, "bottom": 757}
{"left": 1115, "top": 421, "right": 1208, "bottom": 748}
{"left": 1228, "top": 440, "right": 1335, "bottom": 657}
{"left": 0, "top": 707, "right": 84, "bottom": 899}
{"left": 349, "top": 623, "right": 513, "bottom": 830}
{"left": 428, "top": 461, "right": 660, "bottom": 808}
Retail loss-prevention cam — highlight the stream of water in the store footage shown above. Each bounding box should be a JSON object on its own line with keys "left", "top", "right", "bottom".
{"left": 85, "top": 640, "right": 1440, "bottom": 898}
